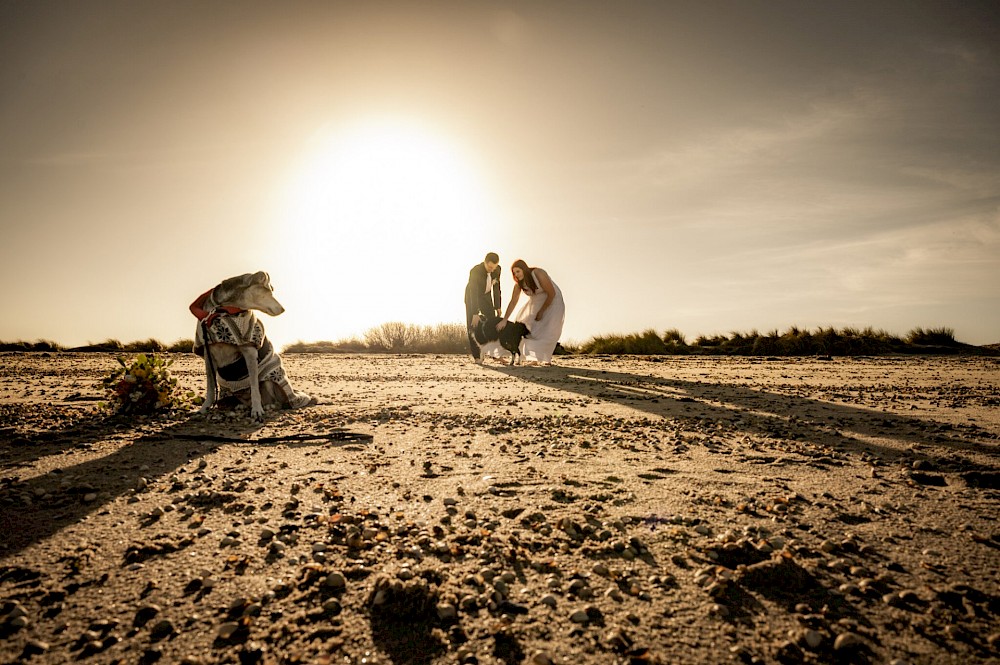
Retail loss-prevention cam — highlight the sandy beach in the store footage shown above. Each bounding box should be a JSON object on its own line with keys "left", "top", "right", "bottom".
{"left": 1, "top": 352, "right": 998, "bottom": 664}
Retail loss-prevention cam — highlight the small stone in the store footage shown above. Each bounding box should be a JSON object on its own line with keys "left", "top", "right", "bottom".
{"left": 134, "top": 604, "right": 161, "bottom": 627}
{"left": 7, "top": 615, "right": 29, "bottom": 629}
{"left": 570, "top": 609, "right": 590, "bottom": 623}
{"left": 149, "top": 619, "right": 175, "bottom": 640}
{"left": 531, "top": 653, "right": 555, "bottom": 665}
{"left": 883, "top": 592, "right": 903, "bottom": 606}
{"left": 539, "top": 594, "right": 558, "bottom": 608}
{"left": 436, "top": 603, "right": 458, "bottom": 621}
{"left": 834, "top": 632, "right": 864, "bottom": 651}
{"left": 217, "top": 622, "right": 240, "bottom": 640}
{"left": 944, "top": 625, "right": 964, "bottom": 641}
{"left": 801, "top": 629, "right": 823, "bottom": 650}
{"left": 324, "top": 572, "right": 346, "bottom": 590}
{"left": 775, "top": 640, "right": 804, "bottom": 662}
{"left": 708, "top": 603, "right": 729, "bottom": 617}
{"left": 23, "top": 639, "right": 49, "bottom": 655}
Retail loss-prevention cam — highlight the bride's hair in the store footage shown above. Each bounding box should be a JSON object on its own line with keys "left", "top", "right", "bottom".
{"left": 511, "top": 259, "right": 537, "bottom": 293}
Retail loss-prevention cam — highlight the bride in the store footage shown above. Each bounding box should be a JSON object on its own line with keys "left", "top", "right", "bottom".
{"left": 497, "top": 259, "right": 566, "bottom": 365}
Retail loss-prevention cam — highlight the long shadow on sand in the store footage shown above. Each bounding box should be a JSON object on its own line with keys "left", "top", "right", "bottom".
{"left": 487, "top": 360, "right": 1000, "bottom": 472}
{"left": 0, "top": 413, "right": 371, "bottom": 560}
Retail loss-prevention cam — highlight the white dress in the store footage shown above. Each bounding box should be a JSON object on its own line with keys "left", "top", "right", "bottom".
{"left": 515, "top": 269, "right": 566, "bottom": 363}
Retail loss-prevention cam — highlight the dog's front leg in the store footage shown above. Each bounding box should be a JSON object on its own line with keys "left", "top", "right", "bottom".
{"left": 199, "top": 353, "right": 217, "bottom": 413}
{"left": 240, "top": 346, "right": 264, "bottom": 422}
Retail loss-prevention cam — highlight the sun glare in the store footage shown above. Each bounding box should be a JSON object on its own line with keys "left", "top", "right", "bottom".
{"left": 270, "top": 119, "right": 497, "bottom": 344}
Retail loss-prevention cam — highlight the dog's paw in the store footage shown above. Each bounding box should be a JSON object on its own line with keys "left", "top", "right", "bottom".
{"left": 289, "top": 393, "right": 316, "bottom": 409}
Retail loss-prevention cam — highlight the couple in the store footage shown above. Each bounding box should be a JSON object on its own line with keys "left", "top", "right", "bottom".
{"left": 464, "top": 252, "right": 566, "bottom": 365}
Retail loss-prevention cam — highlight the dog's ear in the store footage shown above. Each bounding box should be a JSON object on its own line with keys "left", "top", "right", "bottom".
{"left": 218, "top": 273, "right": 252, "bottom": 293}
{"left": 252, "top": 271, "right": 271, "bottom": 286}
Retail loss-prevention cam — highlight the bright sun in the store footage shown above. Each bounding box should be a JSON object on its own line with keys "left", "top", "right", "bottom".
{"left": 269, "top": 118, "right": 498, "bottom": 344}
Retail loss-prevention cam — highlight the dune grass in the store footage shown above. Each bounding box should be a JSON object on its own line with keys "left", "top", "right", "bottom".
{"left": 0, "top": 338, "right": 194, "bottom": 353}
{"left": 578, "top": 325, "right": 973, "bottom": 356}
{"left": 0, "top": 324, "right": 988, "bottom": 357}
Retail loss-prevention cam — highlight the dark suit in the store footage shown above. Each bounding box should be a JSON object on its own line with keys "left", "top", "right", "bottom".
{"left": 464, "top": 263, "right": 502, "bottom": 358}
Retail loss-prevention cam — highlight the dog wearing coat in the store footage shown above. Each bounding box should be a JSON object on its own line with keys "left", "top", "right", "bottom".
{"left": 473, "top": 314, "right": 530, "bottom": 366}
{"left": 191, "top": 271, "right": 314, "bottom": 421}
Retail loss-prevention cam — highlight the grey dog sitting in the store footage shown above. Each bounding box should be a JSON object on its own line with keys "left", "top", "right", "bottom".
{"left": 191, "top": 271, "right": 314, "bottom": 421}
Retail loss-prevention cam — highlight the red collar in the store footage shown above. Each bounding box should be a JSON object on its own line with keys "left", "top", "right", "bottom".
{"left": 190, "top": 288, "right": 245, "bottom": 325}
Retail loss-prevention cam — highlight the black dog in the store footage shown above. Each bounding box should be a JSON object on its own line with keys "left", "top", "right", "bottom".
{"left": 474, "top": 315, "right": 529, "bottom": 366}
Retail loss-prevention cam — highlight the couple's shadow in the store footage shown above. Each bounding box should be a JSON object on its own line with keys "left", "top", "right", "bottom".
{"left": 485, "top": 359, "right": 1000, "bottom": 471}
{"left": 0, "top": 410, "right": 370, "bottom": 559}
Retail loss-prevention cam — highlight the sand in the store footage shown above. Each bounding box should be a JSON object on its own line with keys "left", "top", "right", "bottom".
{"left": 1, "top": 352, "right": 998, "bottom": 664}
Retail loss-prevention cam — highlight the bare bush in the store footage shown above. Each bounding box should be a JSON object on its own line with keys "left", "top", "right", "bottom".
{"left": 365, "top": 322, "right": 420, "bottom": 352}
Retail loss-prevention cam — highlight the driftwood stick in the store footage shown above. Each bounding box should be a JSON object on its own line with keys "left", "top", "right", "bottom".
{"left": 171, "top": 431, "right": 372, "bottom": 444}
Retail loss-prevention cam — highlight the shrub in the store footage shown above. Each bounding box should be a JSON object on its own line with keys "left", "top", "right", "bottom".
{"left": 778, "top": 327, "right": 814, "bottom": 355}
{"left": 285, "top": 322, "right": 468, "bottom": 354}
{"left": 906, "top": 327, "right": 957, "bottom": 346}
{"left": 751, "top": 330, "right": 781, "bottom": 356}
{"left": 166, "top": 339, "right": 196, "bottom": 353}
{"left": 123, "top": 338, "right": 165, "bottom": 352}
{"left": 693, "top": 334, "right": 727, "bottom": 348}
{"left": 72, "top": 338, "right": 125, "bottom": 352}
{"left": 413, "top": 323, "right": 467, "bottom": 354}
{"left": 101, "top": 353, "right": 195, "bottom": 415}
{"left": 284, "top": 339, "right": 367, "bottom": 353}
{"left": 0, "top": 339, "right": 64, "bottom": 352}
{"left": 579, "top": 330, "right": 667, "bottom": 355}
{"left": 662, "top": 328, "right": 687, "bottom": 345}
{"left": 364, "top": 322, "right": 420, "bottom": 352}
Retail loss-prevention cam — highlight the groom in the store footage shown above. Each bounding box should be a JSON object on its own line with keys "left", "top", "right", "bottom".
{"left": 464, "top": 252, "right": 502, "bottom": 361}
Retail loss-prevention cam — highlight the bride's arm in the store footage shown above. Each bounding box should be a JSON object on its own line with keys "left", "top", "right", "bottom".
{"left": 498, "top": 285, "right": 521, "bottom": 330}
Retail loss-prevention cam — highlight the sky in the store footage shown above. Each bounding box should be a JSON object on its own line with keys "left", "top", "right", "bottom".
{"left": 1, "top": 0, "right": 998, "bottom": 349}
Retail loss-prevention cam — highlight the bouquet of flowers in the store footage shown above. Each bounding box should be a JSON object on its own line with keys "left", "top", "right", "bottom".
{"left": 101, "top": 353, "right": 195, "bottom": 415}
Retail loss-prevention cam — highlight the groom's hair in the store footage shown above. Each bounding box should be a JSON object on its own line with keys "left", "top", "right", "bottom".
{"left": 485, "top": 252, "right": 499, "bottom": 264}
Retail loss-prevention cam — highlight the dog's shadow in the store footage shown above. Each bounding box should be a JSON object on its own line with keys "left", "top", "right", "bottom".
{"left": 0, "top": 410, "right": 371, "bottom": 559}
